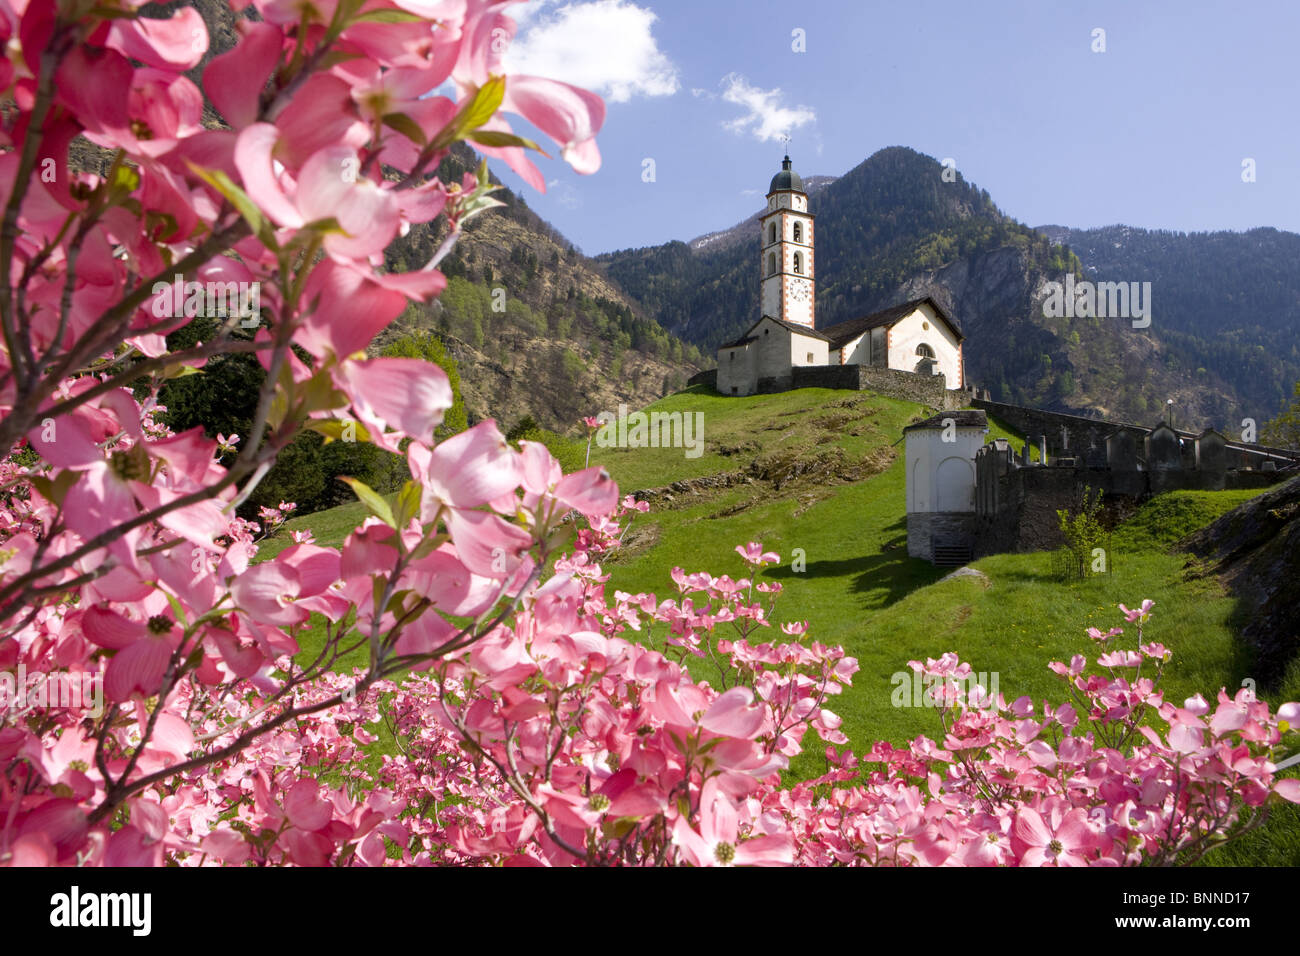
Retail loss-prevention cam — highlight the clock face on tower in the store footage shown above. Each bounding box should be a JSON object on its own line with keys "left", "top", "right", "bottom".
{"left": 788, "top": 278, "right": 811, "bottom": 304}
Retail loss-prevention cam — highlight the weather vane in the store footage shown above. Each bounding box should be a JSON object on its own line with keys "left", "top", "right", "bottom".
{"left": 780, "top": 134, "right": 791, "bottom": 155}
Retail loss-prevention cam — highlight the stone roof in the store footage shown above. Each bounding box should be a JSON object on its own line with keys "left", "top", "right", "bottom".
{"left": 718, "top": 315, "right": 831, "bottom": 349}
{"left": 768, "top": 155, "right": 804, "bottom": 194}
{"left": 903, "top": 409, "right": 988, "bottom": 432}
{"left": 821, "top": 296, "right": 964, "bottom": 349}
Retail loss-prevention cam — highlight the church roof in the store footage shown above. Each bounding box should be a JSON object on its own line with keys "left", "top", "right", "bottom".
{"left": 719, "top": 333, "right": 758, "bottom": 349}
{"left": 821, "top": 296, "right": 964, "bottom": 349}
{"left": 719, "top": 315, "right": 831, "bottom": 349}
{"left": 768, "top": 155, "right": 804, "bottom": 194}
{"left": 903, "top": 409, "right": 988, "bottom": 432}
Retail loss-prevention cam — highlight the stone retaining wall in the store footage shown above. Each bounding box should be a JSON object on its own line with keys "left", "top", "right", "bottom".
{"left": 791, "top": 364, "right": 967, "bottom": 409}
{"left": 686, "top": 363, "right": 968, "bottom": 409}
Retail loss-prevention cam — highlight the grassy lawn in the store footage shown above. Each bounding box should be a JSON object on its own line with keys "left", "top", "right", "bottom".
{"left": 262, "top": 385, "right": 1299, "bottom": 865}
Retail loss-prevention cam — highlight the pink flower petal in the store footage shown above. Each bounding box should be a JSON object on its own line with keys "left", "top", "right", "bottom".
{"left": 285, "top": 779, "right": 332, "bottom": 832}
{"left": 233, "top": 123, "right": 304, "bottom": 228}
{"left": 106, "top": 6, "right": 207, "bottom": 71}
{"left": 204, "top": 22, "right": 283, "bottom": 129}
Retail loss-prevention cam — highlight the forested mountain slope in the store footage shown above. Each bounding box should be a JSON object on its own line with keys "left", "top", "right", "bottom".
{"left": 597, "top": 147, "right": 1290, "bottom": 428}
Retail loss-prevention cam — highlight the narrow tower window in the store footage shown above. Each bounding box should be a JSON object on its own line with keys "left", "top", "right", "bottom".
{"left": 793, "top": 222, "right": 802, "bottom": 243}
{"left": 793, "top": 252, "right": 802, "bottom": 274}
{"left": 769, "top": 222, "right": 777, "bottom": 244}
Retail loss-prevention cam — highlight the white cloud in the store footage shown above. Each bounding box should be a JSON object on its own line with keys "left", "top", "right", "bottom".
{"left": 507, "top": 0, "right": 556, "bottom": 26}
{"left": 718, "top": 73, "right": 815, "bottom": 143}
{"left": 504, "top": 0, "right": 679, "bottom": 103}
{"left": 546, "top": 178, "right": 582, "bottom": 209}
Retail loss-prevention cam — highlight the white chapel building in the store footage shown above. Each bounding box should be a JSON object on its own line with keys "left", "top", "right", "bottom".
{"left": 716, "top": 155, "right": 966, "bottom": 397}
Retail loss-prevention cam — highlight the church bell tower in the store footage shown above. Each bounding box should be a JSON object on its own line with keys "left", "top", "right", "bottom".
{"left": 760, "top": 155, "right": 815, "bottom": 329}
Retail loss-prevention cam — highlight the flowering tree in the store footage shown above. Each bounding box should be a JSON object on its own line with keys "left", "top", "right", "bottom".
{"left": 1, "top": 0, "right": 1297, "bottom": 867}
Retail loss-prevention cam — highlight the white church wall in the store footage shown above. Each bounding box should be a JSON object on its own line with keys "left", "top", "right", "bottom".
{"left": 935, "top": 456, "right": 975, "bottom": 511}
{"left": 717, "top": 343, "right": 757, "bottom": 396}
{"left": 905, "top": 427, "right": 985, "bottom": 513}
{"left": 887, "top": 305, "right": 962, "bottom": 386}
{"left": 761, "top": 275, "right": 780, "bottom": 317}
{"left": 789, "top": 332, "right": 828, "bottom": 367}
{"left": 841, "top": 334, "right": 867, "bottom": 366}
{"left": 768, "top": 192, "right": 808, "bottom": 213}
{"left": 754, "top": 319, "right": 794, "bottom": 383}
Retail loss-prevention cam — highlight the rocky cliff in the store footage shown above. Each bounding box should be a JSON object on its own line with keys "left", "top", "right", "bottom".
{"left": 1183, "top": 474, "right": 1300, "bottom": 686}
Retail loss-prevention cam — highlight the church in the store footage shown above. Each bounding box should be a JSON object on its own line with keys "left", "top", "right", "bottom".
{"left": 715, "top": 155, "right": 966, "bottom": 397}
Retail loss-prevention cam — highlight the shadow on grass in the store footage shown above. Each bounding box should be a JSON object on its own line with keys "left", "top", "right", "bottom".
{"left": 766, "top": 517, "right": 948, "bottom": 608}
{"left": 1221, "top": 591, "right": 1286, "bottom": 694}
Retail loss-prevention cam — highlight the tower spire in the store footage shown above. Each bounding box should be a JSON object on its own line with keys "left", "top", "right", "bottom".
{"left": 759, "top": 149, "right": 814, "bottom": 329}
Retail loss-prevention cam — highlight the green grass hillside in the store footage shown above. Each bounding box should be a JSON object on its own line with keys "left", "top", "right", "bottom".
{"left": 587, "top": 389, "right": 1294, "bottom": 757}
{"left": 269, "top": 384, "right": 1299, "bottom": 864}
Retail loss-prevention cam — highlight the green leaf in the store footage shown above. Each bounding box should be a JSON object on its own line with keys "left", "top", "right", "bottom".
{"left": 350, "top": 7, "right": 427, "bottom": 23}
{"left": 143, "top": 210, "right": 178, "bottom": 239}
{"left": 338, "top": 476, "right": 396, "bottom": 528}
{"left": 297, "top": 216, "right": 346, "bottom": 236}
{"left": 603, "top": 816, "right": 640, "bottom": 839}
{"left": 164, "top": 591, "right": 192, "bottom": 630}
{"left": 460, "top": 75, "right": 506, "bottom": 134}
{"left": 393, "top": 479, "right": 422, "bottom": 530}
{"left": 384, "top": 589, "right": 412, "bottom": 615}
{"left": 89, "top": 5, "right": 139, "bottom": 18}
{"left": 185, "top": 163, "right": 262, "bottom": 232}
{"left": 298, "top": 369, "right": 349, "bottom": 416}
{"left": 284, "top": 217, "right": 345, "bottom": 253}
{"left": 327, "top": 0, "right": 367, "bottom": 35}
{"left": 266, "top": 390, "right": 290, "bottom": 431}
{"left": 457, "top": 193, "right": 507, "bottom": 225}
{"left": 185, "top": 162, "right": 277, "bottom": 249}
{"left": 314, "top": 49, "right": 364, "bottom": 71}
{"left": 162, "top": 364, "right": 202, "bottom": 380}
{"left": 182, "top": 645, "right": 206, "bottom": 673}
{"left": 305, "top": 418, "right": 373, "bottom": 444}
{"left": 27, "top": 469, "right": 79, "bottom": 508}
{"left": 407, "top": 532, "right": 447, "bottom": 562}
{"left": 382, "top": 112, "right": 428, "bottom": 149}
{"left": 430, "top": 75, "right": 506, "bottom": 152}
{"left": 468, "top": 130, "right": 550, "bottom": 157}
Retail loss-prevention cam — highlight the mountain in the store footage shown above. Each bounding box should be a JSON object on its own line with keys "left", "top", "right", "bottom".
{"left": 378, "top": 144, "right": 705, "bottom": 433}
{"left": 686, "top": 175, "right": 838, "bottom": 256}
{"left": 595, "top": 147, "right": 1292, "bottom": 429}
{"left": 1035, "top": 224, "right": 1300, "bottom": 425}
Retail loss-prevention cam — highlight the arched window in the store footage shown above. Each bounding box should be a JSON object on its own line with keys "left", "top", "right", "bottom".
{"left": 767, "top": 252, "right": 777, "bottom": 275}
{"left": 793, "top": 252, "right": 802, "bottom": 274}
{"left": 916, "top": 343, "right": 936, "bottom": 359}
{"left": 769, "top": 222, "right": 777, "bottom": 244}
{"left": 793, "top": 222, "right": 802, "bottom": 243}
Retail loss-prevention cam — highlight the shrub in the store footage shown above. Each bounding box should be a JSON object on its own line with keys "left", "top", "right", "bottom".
{"left": 1055, "top": 486, "right": 1109, "bottom": 580}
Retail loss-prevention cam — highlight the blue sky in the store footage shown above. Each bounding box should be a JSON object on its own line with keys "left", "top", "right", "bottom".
{"left": 494, "top": 0, "right": 1300, "bottom": 255}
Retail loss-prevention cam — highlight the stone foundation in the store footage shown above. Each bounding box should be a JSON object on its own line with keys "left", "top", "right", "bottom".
{"left": 907, "top": 512, "right": 977, "bottom": 561}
